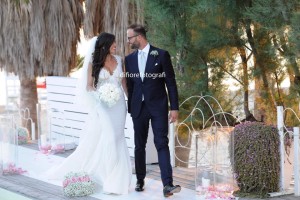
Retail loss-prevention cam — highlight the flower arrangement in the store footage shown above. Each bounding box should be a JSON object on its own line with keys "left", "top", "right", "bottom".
{"left": 230, "top": 121, "right": 280, "bottom": 198}
{"left": 39, "top": 144, "right": 52, "bottom": 154}
{"left": 3, "top": 163, "right": 27, "bottom": 175}
{"left": 196, "top": 184, "right": 236, "bottom": 199}
{"left": 150, "top": 50, "right": 159, "bottom": 56}
{"left": 17, "top": 127, "right": 29, "bottom": 145}
{"left": 92, "top": 83, "right": 121, "bottom": 107}
{"left": 63, "top": 171, "right": 95, "bottom": 197}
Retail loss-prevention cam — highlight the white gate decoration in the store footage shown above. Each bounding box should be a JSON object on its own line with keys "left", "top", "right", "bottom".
{"left": 173, "top": 95, "right": 239, "bottom": 198}
{"left": 277, "top": 106, "right": 300, "bottom": 196}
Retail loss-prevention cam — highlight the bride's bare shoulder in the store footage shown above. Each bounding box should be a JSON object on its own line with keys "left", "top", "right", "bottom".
{"left": 113, "top": 55, "right": 122, "bottom": 60}
{"left": 113, "top": 55, "right": 124, "bottom": 64}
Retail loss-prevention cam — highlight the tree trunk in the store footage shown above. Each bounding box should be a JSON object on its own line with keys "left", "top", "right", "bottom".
{"left": 280, "top": 36, "right": 300, "bottom": 95}
{"left": 202, "top": 57, "right": 209, "bottom": 95}
{"left": 238, "top": 47, "right": 251, "bottom": 117}
{"left": 272, "top": 35, "right": 297, "bottom": 95}
{"left": 245, "top": 22, "right": 277, "bottom": 122}
{"left": 245, "top": 22, "right": 263, "bottom": 121}
{"left": 20, "top": 78, "right": 38, "bottom": 140}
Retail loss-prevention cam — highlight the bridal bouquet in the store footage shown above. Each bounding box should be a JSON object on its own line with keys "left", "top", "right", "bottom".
{"left": 63, "top": 171, "right": 95, "bottom": 197}
{"left": 92, "top": 83, "right": 121, "bottom": 107}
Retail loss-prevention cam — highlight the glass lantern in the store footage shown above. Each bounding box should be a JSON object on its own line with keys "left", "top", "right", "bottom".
{"left": 195, "top": 126, "right": 238, "bottom": 199}
{"left": 38, "top": 132, "right": 52, "bottom": 154}
{"left": 0, "top": 114, "right": 18, "bottom": 175}
{"left": 49, "top": 109, "right": 65, "bottom": 154}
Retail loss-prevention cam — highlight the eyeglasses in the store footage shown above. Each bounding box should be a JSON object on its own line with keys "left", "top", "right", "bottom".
{"left": 127, "top": 34, "right": 139, "bottom": 41}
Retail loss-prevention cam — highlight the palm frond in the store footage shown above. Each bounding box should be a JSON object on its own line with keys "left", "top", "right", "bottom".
{"left": 0, "top": 0, "right": 83, "bottom": 79}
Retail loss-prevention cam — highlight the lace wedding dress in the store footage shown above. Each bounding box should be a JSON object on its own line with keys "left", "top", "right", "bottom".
{"left": 45, "top": 55, "right": 132, "bottom": 195}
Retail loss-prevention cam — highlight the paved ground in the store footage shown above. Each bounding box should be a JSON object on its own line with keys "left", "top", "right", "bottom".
{"left": 0, "top": 175, "right": 299, "bottom": 200}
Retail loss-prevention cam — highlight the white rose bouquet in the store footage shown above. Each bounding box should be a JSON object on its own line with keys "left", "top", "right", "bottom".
{"left": 91, "top": 83, "right": 121, "bottom": 107}
{"left": 63, "top": 171, "right": 95, "bottom": 197}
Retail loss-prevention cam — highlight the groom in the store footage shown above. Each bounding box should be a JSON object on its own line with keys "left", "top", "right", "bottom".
{"left": 125, "top": 24, "right": 181, "bottom": 197}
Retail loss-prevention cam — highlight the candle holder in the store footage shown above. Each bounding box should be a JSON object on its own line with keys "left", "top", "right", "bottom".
{"left": 51, "top": 134, "right": 65, "bottom": 154}
{"left": 0, "top": 114, "right": 18, "bottom": 175}
{"left": 36, "top": 103, "right": 47, "bottom": 142}
{"left": 195, "top": 126, "right": 237, "bottom": 199}
{"left": 49, "top": 108, "right": 65, "bottom": 154}
{"left": 38, "top": 133, "right": 52, "bottom": 154}
{"left": 37, "top": 103, "right": 52, "bottom": 153}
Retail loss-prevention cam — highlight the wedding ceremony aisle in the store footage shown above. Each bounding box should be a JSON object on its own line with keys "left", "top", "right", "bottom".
{"left": 1, "top": 145, "right": 299, "bottom": 200}
{"left": 0, "top": 145, "right": 196, "bottom": 200}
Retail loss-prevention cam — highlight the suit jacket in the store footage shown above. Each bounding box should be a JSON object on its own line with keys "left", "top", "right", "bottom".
{"left": 125, "top": 45, "right": 179, "bottom": 118}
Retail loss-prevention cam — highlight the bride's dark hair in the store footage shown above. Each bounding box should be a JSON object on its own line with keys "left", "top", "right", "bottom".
{"left": 92, "top": 32, "right": 115, "bottom": 87}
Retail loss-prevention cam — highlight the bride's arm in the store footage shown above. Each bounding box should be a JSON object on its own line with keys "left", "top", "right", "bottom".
{"left": 86, "top": 62, "right": 96, "bottom": 91}
{"left": 121, "top": 59, "right": 128, "bottom": 98}
{"left": 122, "top": 77, "right": 128, "bottom": 98}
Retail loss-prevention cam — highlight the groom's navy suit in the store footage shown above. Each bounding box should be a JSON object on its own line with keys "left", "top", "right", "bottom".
{"left": 125, "top": 45, "right": 179, "bottom": 186}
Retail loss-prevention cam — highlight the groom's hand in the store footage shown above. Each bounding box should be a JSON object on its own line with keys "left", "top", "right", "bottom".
{"left": 169, "top": 110, "right": 178, "bottom": 123}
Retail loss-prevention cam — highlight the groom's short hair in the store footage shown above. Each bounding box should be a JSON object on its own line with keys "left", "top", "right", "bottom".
{"left": 128, "top": 24, "right": 147, "bottom": 39}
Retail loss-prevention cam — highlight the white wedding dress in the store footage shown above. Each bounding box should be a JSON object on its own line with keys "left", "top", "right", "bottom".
{"left": 45, "top": 55, "right": 132, "bottom": 195}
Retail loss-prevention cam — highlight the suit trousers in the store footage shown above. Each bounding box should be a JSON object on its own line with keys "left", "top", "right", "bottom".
{"left": 132, "top": 101, "right": 173, "bottom": 186}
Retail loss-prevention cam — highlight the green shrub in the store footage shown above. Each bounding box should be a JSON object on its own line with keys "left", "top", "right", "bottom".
{"left": 231, "top": 122, "right": 280, "bottom": 198}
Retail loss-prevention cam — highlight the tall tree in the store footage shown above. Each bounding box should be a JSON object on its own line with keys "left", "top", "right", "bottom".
{"left": 141, "top": 0, "right": 300, "bottom": 124}
{"left": 192, "top": 0, "right": 300, "bottom": 123}
{"left": 244, "top": 0, "right": 300, "bottom": 122}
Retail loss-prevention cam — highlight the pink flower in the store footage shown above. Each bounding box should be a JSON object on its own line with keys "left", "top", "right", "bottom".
{"left": 39, "top": 144, "right": 52, "bottom": 154}
{"left": 3, "top": 163, "right": 27, "bottom": 175}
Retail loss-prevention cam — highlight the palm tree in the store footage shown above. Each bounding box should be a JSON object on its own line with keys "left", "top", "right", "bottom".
{"left": 83, "top": 0, "right": 144, "bottom": 57}
{"left": 0, "top": 0, "right": 143, "bottom": 139}
{"left": 0, "top": 0, "right": 84, "bottom": 139}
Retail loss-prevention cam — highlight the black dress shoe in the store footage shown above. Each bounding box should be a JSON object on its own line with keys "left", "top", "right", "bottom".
{"left": 163, "top": 183, "right": 181, "bottom": 197}
{"left": 135, "top": 179, "right": 144, "bottom": 192}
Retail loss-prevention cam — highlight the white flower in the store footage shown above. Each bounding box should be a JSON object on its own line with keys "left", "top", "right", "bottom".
{"left": 150, "top": 50, "right": 159, "bottom": 56}
{"left": 91, "top": 83, "right": 121, "bottom": 107}
{"left": 63, "top": 171, "right": 95, "bottom": 197}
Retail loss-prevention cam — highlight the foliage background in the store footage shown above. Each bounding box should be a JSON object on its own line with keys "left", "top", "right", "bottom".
{"left": 143, "top": 0, "right": 300, "bottom": 126}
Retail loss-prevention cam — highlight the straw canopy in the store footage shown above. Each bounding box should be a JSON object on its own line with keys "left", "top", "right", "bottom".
{"left": 0, "top": 0, "right": 84, "bottom": 80}
{"left": 83, "top": 0, "right": 144, "bottom": 58}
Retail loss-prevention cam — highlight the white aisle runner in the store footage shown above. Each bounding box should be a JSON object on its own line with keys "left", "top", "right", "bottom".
{"left": 17, "top": 146, "right": 197, "bottom": 200}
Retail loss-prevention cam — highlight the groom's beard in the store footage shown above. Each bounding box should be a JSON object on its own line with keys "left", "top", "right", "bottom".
{"left": 130, "top": 42, "right": 140, "bottom": 50}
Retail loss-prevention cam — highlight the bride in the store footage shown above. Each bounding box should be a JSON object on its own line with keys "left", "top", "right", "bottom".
{"left": 45, "top": 32, "right": 132, "bottom": 195}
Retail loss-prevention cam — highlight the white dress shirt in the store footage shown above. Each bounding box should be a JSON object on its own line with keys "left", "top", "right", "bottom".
{"left": 138, "top": 43, "right": 150, "bottom": 100}
{"left": 138, "top": 43, "right": 150, "bottom": 81}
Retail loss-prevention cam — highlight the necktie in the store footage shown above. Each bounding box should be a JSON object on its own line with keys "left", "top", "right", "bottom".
{"left": 139, "top": 51, "right": 146, "bottom": 81}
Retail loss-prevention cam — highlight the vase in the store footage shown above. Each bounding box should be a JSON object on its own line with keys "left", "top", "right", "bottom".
{"left": 0, "top": 114, "right": 18, "bottom": 175}
{"left": 49, "top": 109, "right": 65, "bottom": 154}
{"left": 195, "top": 126, "right": 237, "bottom": 199}
{"left": 38, "top": 133, "right": 52, "bottom": 154}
